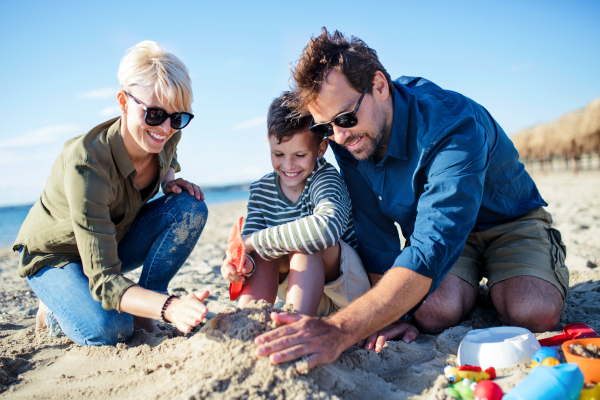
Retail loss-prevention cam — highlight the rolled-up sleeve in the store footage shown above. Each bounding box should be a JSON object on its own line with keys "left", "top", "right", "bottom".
{"left": 393, "top": 116, "right": 489, "bottom": 292}
{"left": 64, "top": 160, "right": 135, "bottom": 311}
{"left": 334, "top": 145, "right": 402, "bottom": 274}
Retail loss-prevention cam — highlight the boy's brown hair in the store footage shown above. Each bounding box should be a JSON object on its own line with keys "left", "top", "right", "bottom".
{"left": 267, "top": 92, "right": 320, "bottom": 145}
{"left": 291, "top": 27, "right": 394, "bottom": 113}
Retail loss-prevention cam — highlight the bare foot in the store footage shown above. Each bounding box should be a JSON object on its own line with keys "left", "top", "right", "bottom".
{"left": 35, "top": 301, "right": 48, "bottom": 333}
{"left": 133, "top": 316, "right": 162, "bottom": 334}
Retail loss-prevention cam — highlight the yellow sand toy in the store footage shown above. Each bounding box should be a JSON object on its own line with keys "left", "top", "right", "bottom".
{"left": 531, "top": 348, "right": 561, "bottom": 368}
{"left": 444, "top": 365, "right": 496, "bottom": 384}
{"left": 579, "top": 384, "right": 600, "bottom": 400}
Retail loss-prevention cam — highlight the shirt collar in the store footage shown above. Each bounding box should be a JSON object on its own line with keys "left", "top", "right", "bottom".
{"left": 107, "top": 117, "right": 136, "bottom": 178}
{"left": 107, "top": 118, "right": 172, "bottom": 177}
{"left": 385, "top": 85, "right": 409, "bottom": 161}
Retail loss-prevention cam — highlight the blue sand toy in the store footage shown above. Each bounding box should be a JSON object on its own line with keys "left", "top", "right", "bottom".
{"left": 503, "top": 363, "right": 584, "bottom": 400}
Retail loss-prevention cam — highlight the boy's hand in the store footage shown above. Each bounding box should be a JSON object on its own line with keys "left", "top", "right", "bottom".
{"left": 221, "top": 252, "right": 254, "bottom": 283}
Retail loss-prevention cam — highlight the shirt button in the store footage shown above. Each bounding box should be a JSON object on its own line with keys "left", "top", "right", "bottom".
{"left": 378, "top": 196, "right": 382, "bottom": 201}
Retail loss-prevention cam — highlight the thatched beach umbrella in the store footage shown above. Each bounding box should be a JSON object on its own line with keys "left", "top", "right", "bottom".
{"left": 577, "top": 98, "right": 600, "bottom": 154}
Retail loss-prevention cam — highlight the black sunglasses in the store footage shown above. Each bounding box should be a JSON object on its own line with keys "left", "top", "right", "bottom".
{"left": 124, "top": 91, "right": 194, "bottom": 129}
{"left": 309, "top": 87, "right": 368, "bottom": 137}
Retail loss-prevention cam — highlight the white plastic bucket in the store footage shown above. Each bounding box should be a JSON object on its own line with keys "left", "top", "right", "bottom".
{"left": 457, "top": 327, "right": 541, "bottom": 369}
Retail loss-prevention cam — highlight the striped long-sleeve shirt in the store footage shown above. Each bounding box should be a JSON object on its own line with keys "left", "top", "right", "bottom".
{"left": 242, "top": 158, "right": 357, "bottom": 261}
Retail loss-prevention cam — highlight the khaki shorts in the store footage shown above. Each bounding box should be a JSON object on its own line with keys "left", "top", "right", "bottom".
{"left": 450, "top": 207, "right": 569, "bottom": 298}
{"left": 277, "top": 240, "right": 371, "bottom": 317}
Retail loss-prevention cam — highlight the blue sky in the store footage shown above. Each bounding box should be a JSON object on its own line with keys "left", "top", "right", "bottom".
{"left": 1, "top": 0, "right": 598, "bottom": 206}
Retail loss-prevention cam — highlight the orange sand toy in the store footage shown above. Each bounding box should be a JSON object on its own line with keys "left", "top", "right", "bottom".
{"left": 444, "top": 365, "right": 497, "bottom": 384}
{"left": 227, "top": 217, "right": 246, "bottom": 300}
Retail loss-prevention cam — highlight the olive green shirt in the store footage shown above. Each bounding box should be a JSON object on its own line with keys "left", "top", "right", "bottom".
{"left": 14, "top": 117, "right": 181, "bottom": 311}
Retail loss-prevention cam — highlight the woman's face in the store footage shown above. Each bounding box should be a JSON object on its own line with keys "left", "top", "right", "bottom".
{"left": 119, "top": 86, "right": 177, "bottom": 156}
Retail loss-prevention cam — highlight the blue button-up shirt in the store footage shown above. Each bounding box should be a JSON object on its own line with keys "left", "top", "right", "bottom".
{"left": 331, "top": 76, "right": 546, "bottom": 295}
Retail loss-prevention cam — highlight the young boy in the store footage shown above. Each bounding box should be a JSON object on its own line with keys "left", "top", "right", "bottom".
{"left": 221, "top": 92, "right": 371, "bottom": 317}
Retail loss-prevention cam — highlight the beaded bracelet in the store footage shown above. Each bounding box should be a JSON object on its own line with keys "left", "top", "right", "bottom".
{"left": 161, "top": 294, "right": 179, "bottom": 323}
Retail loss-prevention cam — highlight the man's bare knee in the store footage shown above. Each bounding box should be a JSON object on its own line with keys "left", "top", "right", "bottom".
{"left": 413, "top": 274, "right": 476, "bottom": 334}
{"left": 491, "top": 276, "right": 564, "bottom": 333}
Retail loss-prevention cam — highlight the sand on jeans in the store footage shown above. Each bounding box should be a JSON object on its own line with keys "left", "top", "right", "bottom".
{"left": 1, "top": 170, "right": 599, "bottom": 399}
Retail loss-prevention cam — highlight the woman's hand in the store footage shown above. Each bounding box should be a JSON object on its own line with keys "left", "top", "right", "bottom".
{"left": 163, "top": 178, "right": 205, "bottom": 201}
{"left": 221, "top": 253, "right": 254, "bottom": 283}
{"left": 163, "top": 290, "right": 210, "bottom": 334}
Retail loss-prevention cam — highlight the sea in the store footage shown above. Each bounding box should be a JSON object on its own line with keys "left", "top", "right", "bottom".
{"left": 0, "top": 189, "right": 249, "bottom": 249}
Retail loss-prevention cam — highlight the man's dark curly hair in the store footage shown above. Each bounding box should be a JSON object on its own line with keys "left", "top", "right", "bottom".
{"left": 267, "top": 91, "right": 319, "bottom": 145}
{"left": 291, "top": 27, "right": 394, "bottom": 113}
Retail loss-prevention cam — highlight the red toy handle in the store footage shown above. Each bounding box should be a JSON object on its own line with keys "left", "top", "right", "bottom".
{"left": 230, "top": 281, "right": 243, "bottom": 300}
{"left": 227, "top": 217, "right": 246, "bottom": 300}
{"left": 539, "top": 323, "right": 597, "bottom": 346}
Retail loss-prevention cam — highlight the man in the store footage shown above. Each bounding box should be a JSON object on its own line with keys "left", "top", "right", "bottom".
{"left": 254, "top": 28, "right": 568, "bottom": 370}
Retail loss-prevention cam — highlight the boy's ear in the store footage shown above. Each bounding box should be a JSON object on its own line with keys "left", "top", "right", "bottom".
{"left": 317, "top": 137, "right": 328, "bottom": 158}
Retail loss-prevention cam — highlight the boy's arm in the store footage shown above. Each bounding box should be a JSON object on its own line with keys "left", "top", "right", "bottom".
{"left": 249, "top": 166, "right": 351, "bottom": 261}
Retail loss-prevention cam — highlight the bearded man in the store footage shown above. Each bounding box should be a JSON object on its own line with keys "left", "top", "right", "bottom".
{"left": 254, "top": 28, "right": 568, "bottom": 370}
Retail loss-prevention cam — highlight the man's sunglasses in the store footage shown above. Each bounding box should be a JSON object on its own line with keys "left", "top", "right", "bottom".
{"left": 124, "top": 91, "right": 194, "bottom": 129}
{"left": 308, "top": 87, "right": 368, "bottom": 137}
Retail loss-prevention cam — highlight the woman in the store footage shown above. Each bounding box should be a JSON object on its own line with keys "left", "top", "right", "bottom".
{"left": 14, "top": 41, "right": 209, "bottom": 346}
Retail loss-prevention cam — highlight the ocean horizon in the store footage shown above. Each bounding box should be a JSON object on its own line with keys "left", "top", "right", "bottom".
{"left": 0, "top": 188, "right": 250, "bottom": 249}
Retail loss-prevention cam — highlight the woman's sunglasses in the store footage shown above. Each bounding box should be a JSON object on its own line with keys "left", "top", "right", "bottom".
{"left": 124, "top": 91, "right": 194, "bottom": 129}
{"left": 308, "top": 87, "right": 368, "bottom": 137}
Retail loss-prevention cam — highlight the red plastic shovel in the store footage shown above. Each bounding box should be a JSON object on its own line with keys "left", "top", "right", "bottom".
{"left": 538, "top": 323, "right": 597, "bottom": 347}
{"left": 228, "top": 217, "right": 245, "bottom": 300}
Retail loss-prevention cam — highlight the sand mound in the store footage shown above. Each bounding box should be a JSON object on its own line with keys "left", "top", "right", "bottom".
{"left": 2, "top": 176, "right": 600, "bottom": 400}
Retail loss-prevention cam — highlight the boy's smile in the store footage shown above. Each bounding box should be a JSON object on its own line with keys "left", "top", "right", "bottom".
{"left": 269, "top": 129, "right": 328, "bottom": 202}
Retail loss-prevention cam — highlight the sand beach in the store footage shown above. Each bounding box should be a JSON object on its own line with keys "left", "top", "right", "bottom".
{"left": 1, "top": 170, "right": 599, "bottom": 399}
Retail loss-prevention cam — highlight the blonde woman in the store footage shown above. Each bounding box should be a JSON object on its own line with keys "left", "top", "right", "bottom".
{"left": 14, "top": 41, "right": 209, "bottom": 345}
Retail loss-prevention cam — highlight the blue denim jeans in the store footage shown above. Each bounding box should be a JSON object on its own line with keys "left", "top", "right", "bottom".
{"left": 25, "top": 193, "right": 208, "bottom": 346}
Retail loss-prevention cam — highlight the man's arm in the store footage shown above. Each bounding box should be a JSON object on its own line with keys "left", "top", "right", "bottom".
{"left": 254, "top": 266, "right": 431, "bottom": 369}
{"left": 256, "top": 114, "right": 491, "bottom": 369}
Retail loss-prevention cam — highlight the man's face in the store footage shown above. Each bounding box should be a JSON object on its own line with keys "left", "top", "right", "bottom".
{"left": 307, "top": 70, "right": 388, "bottom": 161}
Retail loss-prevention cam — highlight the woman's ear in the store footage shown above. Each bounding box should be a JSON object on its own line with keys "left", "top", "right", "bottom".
{"left": 317, "top": 136, "right": 329, "bottom": 158}
{"left": 117, "top": 91, "right": 128, "bottom": 114}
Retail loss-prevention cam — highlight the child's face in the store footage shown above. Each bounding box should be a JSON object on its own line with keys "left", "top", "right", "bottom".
{"left": 269, "top": 129, "right": 328, "bottom": 196}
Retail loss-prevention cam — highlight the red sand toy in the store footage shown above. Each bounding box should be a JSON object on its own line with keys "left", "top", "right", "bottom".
{"left": 539, "top": 323, "right": 597, "bottom": 347}
{"left": 227, "top": 217, "right": 246, "bottom": 300}
{"left": 474, "top": 380, "right": 504, "bottom": 400}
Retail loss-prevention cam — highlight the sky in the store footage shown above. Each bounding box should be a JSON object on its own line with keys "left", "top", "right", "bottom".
{"left": 0, "top": 0, "right": 599, "bottom": 207}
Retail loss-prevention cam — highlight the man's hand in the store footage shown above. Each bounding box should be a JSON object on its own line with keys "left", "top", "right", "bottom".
{"left": 356, "top": 321, "right": 419, "bottom": 352}
{"left": 254, "top": 312, "right": 349, "bottom": 371}
{"left": 221, "top": 253, "right": 254, "bottom": 283}
{"left": 163, "top": 178, "right": 205, "bottom": 200}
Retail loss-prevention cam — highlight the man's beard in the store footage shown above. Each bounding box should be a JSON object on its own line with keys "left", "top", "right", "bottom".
{"left": 343, "top": 118, "right": 390, "bottom": 161}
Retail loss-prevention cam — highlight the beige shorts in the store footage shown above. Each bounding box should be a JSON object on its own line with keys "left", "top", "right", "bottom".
{"left": 277, "top": 240, "right": 371, "bottom": 317}
{"left": 450, "top": 207, "right": 569, "bottom": 298}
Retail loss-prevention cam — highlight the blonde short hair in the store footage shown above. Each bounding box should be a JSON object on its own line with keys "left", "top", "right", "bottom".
{"left": 118, "top": 41, "right": 193, "bottom": 112}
